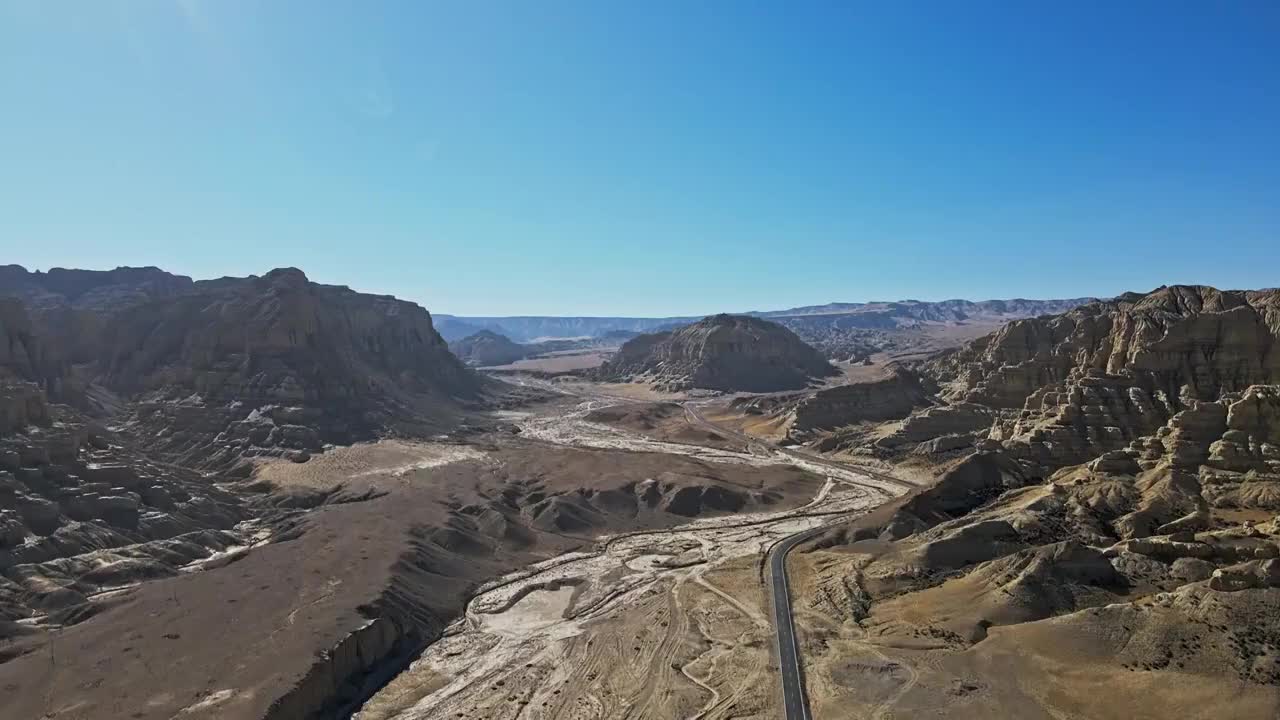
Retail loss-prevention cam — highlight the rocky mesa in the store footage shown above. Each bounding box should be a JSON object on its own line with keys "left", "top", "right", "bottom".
{"left": 1, "top": 265, "right": 493, "bottom": 468}
{"left": 596, "top": 313, "right": 838, "bottom": 392}
{"left": 447, "top": 329, "right": 529, "bottom": 367}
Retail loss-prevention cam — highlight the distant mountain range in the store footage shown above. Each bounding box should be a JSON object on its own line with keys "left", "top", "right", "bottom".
{"left": 434, "top": 315, "right": 693, "bottom": 343}
{"left": 437, "top": 297, "right": 1095, "bottom": 343}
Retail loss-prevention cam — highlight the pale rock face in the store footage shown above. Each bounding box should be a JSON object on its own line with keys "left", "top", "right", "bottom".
{"left": 1210, "top": 386, "right": 1280, "bottom": 471}
{"left": 931, "top": 286, "right": 1280, "bottom": 411}
{"left": 762, "top": 287, "right": 1280, "bottom": 471}
{"left": 1162, "top": 400, "right": 1229, "bottom": 468}
{"left": 817, "top": 286, "right": 1280, "bottom": 568}
{"left": 907, "top": 288, "right": 1280, "bottom": 494}
{"left": 992, "top": 370, "right": 1172, "bottom": 468}
{"left": 877, "top": 402, "right": 995, "bottom": 449}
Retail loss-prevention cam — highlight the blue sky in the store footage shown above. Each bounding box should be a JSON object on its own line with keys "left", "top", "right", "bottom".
{"left": 2, "top": 1, "right": 1278, "bottom": 316}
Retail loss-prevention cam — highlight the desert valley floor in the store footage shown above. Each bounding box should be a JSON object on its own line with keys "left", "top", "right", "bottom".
{"left": 3, "top": 271, "right": 1279, "bottom": 720}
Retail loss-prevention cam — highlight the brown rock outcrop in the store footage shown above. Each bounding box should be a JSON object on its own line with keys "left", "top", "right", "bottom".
{"left": 448, "top": 330, "right": 529, "bottom": 367}
{"left": 95, "top": 268, "right": 485, "bottom": 467}
{"left": 0, "top": 299, "right": 67, "bottom": 397}
{"left": 596, "top": 314, "right": 838, "bottom": 392}
{"left": 788, "top": 369, "right": 931, "bottom": 435}
{"left": 0, "top": 265, "right": 193, "bottom": 315}
{"left": 0, "top": 266, "right": 193, "bottom": 382}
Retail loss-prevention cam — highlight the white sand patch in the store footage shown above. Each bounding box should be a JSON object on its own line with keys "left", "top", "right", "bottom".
{"left": 177, "top": 689, "right": 236, "bottom": 714}
{"left": 254, "top": 439, "right": 488, "bottom": 489}
{"left": 480, "top": 585, "right": 579, "bottom": 637}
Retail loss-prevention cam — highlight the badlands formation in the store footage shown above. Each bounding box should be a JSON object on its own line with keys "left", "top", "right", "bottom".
{"left": 747, "top": 285, "right": 1280, "bottom": 718}
{"left": 2, "top": 267, "right": 1277, "bottom": 720}
{"left": 0, "top": 266, "right": 878, "bottom": 719}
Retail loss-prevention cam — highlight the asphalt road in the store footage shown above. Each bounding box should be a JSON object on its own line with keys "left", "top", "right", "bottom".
{"left": 769, "top": 524, "right": 826, "bottom": 720}
{"left": 682, "top": 399, "right": 912, "bottom": 719}
{"left": 523, "top": 388, "right": 894, "bottom": 718}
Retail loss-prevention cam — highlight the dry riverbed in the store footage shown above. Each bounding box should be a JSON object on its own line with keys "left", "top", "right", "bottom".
{"left": 355, "top": 394, "right": 901, "bottom": 720}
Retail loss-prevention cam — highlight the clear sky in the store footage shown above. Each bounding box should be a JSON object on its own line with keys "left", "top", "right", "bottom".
{"left": 2, "top": 2, "right": 1278, "bottom": 316}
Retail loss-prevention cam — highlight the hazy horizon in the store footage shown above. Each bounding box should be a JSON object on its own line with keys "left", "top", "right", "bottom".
{"left": 2, "top": 259, "right": 1139, "bottom": 319}
{"left": 6, "top": 259, "right": 1271, "bottom": 319}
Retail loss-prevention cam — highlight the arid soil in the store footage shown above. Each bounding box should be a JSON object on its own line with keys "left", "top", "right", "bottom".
{"left": 356, "top": 440, "right": 889, "bottom": 720}
{"left": 583, "top": 402, "right": 749, "bottom": 452}
{"left": 0, "top": 389, "right": 902, "bottom": 720}
{"left": 1, "top": 440, "right": 539, "bottom": 720}
{"left": 790, "top": 539, "right": 1280, "bottom": 719}
{"left": 485, "top": 350, "right": 612, "bottom": 373}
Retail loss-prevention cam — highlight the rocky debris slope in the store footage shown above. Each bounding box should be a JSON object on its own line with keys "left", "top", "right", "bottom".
{"left": 0, "top": 406, "right": 252, "bottom": 635}
{"left": 795, "top": 286, "right": 1280, "bottom": 714}
{"left": 596, "top": 313, "right": 838, "bottom": 392}
{"left": 447, "top": 329, "right": 529, "bottom": 367}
